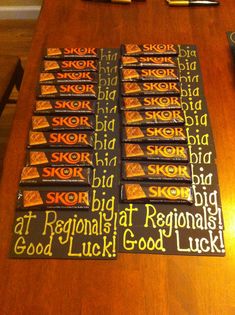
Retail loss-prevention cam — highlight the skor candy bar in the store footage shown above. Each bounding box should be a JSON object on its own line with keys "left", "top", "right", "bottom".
{"left": 121, "top": 56, "right": 178, "bottom": 68}
{"left": 17, "top": 187, "right": 91, "bottom": 210}
{"left": 122, "top": 110, "right": 185, "bottom": 126}
{"left": 122, "top": 126, "right": 187, "bottom": 143}
{"left": 121, "top": 96, "right": 182, "bottom": 110}
{"left": 122, "top": 44, "right": 179, "bottom": 56}
{"left": 37, "top": 84, "right": 98, "bottom": 99}
{"left": 44, "top": 48, "right": 98, "bottom": 59}
{"left": 121, "top": 68, "right": 179, "bottom": 82}
{"left": 39, "top": 72, "right": 98, "bottom": 84}
{"left": 120, "top": 183, "right": 193, "bottom": 204}
{"left": 20, "top": 166, "right": 92, "bottom": 186}
{"left": 122, "top": 161, "right": 192, "bottom": 182}
{"left": 26, "top": 149, "right": 93, "bottom": 167}
{"left": 31, "top": 115, "right": 94, "bottom": 131}
{"left": 42, "top": 60, "right": 98, "bottom": 72}
{"left": 34, "top": 100, "right": 96, "bottom": 115}
{"left": 122, "top": 82, "right": 181, "bottom": 96}
{"left": 28, "top": 131, "right": 93, "bottom": 148}
{"left": 122, "top": 143, "right": 189, "bottom": 162}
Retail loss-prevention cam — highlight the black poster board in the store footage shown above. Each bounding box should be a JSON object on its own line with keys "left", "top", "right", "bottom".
{"left": 118, "top": 45, "right": 224, "bottom": 256}
{"left": 10, "top": 45, "right": 225, "bottom": 259}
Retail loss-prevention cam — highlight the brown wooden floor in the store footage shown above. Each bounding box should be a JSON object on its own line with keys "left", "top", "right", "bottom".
{"left": 0, "top": 20, "right": 36, "bottom": 175}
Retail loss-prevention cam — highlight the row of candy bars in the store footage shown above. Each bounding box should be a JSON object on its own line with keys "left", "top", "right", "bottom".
{"left": 17, "top": 48, "right": 99, "bottom": 211}
{"left": 119, "top": 44, "right": 193, "bottom": 204}
{"left": 37, "top": 49, "right": 99, "bottom": 99}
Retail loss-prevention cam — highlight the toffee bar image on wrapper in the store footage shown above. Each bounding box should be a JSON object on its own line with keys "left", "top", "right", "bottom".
{"left": 44, "top": 48, "right": 98, "bottom": 60}
{"left": 121, "top": 68, "right": 179, "bottom": 82}
{"left": 31, "top": 115, "right": 94, "bottom": 131}
{"left": 121, "top": 96, "right": 182, "bottom": 111}
{"left": 34, "top": 100, "right": 96, "bottom": 115}
{"left": 37, "top": 84, "right": 97, "bottom": 99}
{"left": 122, "top": 126, "right": 187, "bottom": 143}
{"left": 120, "top": 183, "right": 193, "bottom": 204}
{"left": 39, "top": 72, "right": 98, "bottom": 84}
{"left": 122, "top": 110, "right": 185, "bottom": 126}
{"left": 28, "top": 131, "right": 93, "bottom": 148}
{"left": 121, "top": 44, "right": 179, "bottom": 57}
{"left": 122, "top": 161, "right": 192, "bottom": 182}
{"left": 122, "top": 143, "right": 189, "bottom": 162}
{"left": 122, "top": 82, "right": 181, "bottom": 96}
{"left": 20, "top": 166, "right": 92, "bottom": 186}
{"left": 42, "top": 60, "right": 98, "bottom": 72}
{"left": 26, "top": 149, "right": 94, "bottom": 167}
{"left": 17, "top": 187, "right": 91, "bottom": 210}
{"left": 121, "top": 56, "right": 178, "bottom": 68}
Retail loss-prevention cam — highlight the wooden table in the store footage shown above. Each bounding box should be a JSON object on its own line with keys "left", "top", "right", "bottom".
{"left": 1, "top": 0, "right": 235, "bottom": 314}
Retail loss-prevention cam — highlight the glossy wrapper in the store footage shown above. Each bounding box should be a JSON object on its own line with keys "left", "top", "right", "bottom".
{"left": 122, "top": 110, "right": 185, "bottom": 126}
{"left": 42, "top": 60, "right": 98, "bottom": 72}
{"left": 31, "top": 115, "right": 95, "bottom": 131}
{"left": 44, "top": 48, "right": 98, "bottom": 59}
{"left": 122, "top": 126, "right": 187, "bottom": 143}
{"left": 121, "top": 68, "right": 179, "bottom": 82}
{"left": 17, "top": 187, "right": 91, "bottom": 210}
{"left": 120, "top": 96, "right": 182, "bottom": 111}
{"left": 20, "top": 166, "right": 92, "bottom": 186}
{"left": 26, "top": 149, "right": 94, "bottom": 167}
{"left": 28, "top": 131, "right": 94, "bottom": 148}
{"left": 122, "top": 82, "right": 181, "bottom": 96}
{"left": 122, "top": 143, "right": 189, "bottom": 161}
{"left": 39, "top": 72, "right": 98, "bottom": 84}
{"left": 34, "top": 100, "right": 96, "bottom": 115}
{"left": 121, "top": 56, "right": 178, "bottom": 68}
{"left": 120, "top": 183, "right": 193, "bottom": 204}
{"left": 122, "top": 44, "right": 179, "bottom": 56}
{"left": 122, "top": 161, "right": 192, "bottom": 182}
{"left": 37, "top": 84, "right": 98, "bottom": 99}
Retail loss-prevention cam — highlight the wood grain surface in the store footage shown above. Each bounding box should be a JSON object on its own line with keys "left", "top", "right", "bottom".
{"left": 0, "top": 1, "right": 235, "bottom": 314}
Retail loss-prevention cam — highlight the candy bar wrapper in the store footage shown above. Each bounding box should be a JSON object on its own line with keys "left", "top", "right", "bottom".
{"left": 122, "top": 126, "right": 187, "bottom": 143}
{"left": 122, "top": 143, "right": 189, "bottom": 162}
{"left": 37, "top": 84, "right": 97, "bottom": 99}
{"left": 122, "top": 110, "right": 185, "bottom": 126}
{"left": 120, "top": 183, "right": 193, "bottom": 204}
{"left": 17, "top": 187, "right": 91, "bottom": 210}
{"left": 28, "top": 131, "right": 93, "bottom": 148}
{"left": 121, "top": 44, "right": 179, "bottom": 56}
{"left": 31, "top": 115, "right": 95, "bottom": 131}
{"left": 121, "top": 56, "right": 178, "bottom": 68}
{"left": 25, "top": 149, "right": 93, "bottom": 167}
{"left": 20, "top": 166, "right": 92, "bottom": 186}
{"left": 122, "top": 161, "right": 192, "bottom": 182}
{"left": 39, "top": 72, "right": 97, "bottom": 84}
{"left": 34, "top": 100, "right": 96, "bottom": 115}
{"left": 42, "top": 60, "right": 98, "bottom": 72}
{"left": 121, "top": 68, "right": 179, "bottom": 82}
{"left": 120, "top": 96, "right": 182, "bottom": 111}
{"left": 122, "top": 82, "right": 180, "bottom": 96}
{"left": 44, "top": 48, "right": 98, "bottom": 60}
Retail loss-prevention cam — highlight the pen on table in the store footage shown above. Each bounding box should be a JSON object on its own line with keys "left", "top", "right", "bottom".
{"left": 167, "top": 0, "right": 220, "bottom": 6}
